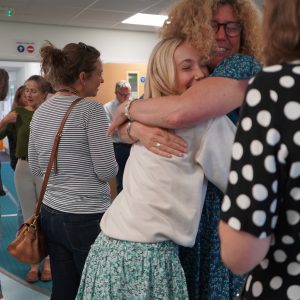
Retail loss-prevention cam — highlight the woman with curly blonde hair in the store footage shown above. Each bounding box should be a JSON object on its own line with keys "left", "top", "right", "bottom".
{"left": 109, "top": 0, "right": 262, "bottom": 299}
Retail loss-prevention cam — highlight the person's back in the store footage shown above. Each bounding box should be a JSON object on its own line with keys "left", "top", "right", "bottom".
{"left": 219, "top": 1, "right": 300, "bottom": 299}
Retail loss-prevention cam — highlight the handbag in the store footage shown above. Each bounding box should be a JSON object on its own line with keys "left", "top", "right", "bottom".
{"left": 7, "top": 97, "right": 82, "bottom": 264}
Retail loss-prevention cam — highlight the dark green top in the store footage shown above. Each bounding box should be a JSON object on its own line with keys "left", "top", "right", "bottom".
{"left": 15, "top": 107, "right": 34, "bottom": 158}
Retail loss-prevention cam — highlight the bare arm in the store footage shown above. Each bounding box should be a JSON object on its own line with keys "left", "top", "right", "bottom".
{"left": 108, "top": 77, "right": 247, "bottom": 134}
{"left": 0, "top": 111, "right": 17, "bottom": 132}
{"left": 219, "top": 220, "right": 271, "bottom": 275}
{"left": 118, "top": 121, "right": 187, "bottom": 158}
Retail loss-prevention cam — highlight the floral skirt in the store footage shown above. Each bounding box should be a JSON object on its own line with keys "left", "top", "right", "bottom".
{"left": 76, "top": 232, "right": 188, "bottom": 300}
{"left": 179, "top": 182, "right": 245, "bottom": 300}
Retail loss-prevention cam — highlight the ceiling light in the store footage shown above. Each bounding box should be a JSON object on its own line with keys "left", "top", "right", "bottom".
{"left": 122, "top": 13, "right": 168, "bottom": 27}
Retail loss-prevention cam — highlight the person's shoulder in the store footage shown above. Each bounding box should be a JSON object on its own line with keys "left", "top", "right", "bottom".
{"left": 212, "top": 54, "right": 262, "bottom": 80}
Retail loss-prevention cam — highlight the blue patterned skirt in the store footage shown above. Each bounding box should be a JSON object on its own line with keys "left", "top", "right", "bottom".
{"left": 76, "top": 232, "right": 189, "bottom": 300}
{"left": 179, "top": 182, "right": 246, "bottom": 300}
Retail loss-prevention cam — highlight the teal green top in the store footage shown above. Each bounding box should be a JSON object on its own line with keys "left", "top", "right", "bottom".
{"left": 15, "top": 107, "right": 34, "bottom": 158}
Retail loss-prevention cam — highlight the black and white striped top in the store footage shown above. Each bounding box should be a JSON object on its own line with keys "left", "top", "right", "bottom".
{"left": 29, "top": 95, "right": 118, "bottom": 214}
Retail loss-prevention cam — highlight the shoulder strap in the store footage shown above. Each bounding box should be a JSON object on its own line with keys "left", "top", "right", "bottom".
{"left": 34, "top": 97, "right": 82, "bottom": 216}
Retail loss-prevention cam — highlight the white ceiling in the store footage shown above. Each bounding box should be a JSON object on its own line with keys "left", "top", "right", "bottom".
{"left": 0, "top": 0, "right": 263, "bottom": 33}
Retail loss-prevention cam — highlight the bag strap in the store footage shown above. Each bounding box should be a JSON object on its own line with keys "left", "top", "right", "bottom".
{"left": 34, "top": 97, "right": 82, "bottom": 216}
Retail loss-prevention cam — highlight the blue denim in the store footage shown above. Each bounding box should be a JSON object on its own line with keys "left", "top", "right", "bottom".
{"left": 40, "top": 204, "right": 103, "bottom": 300}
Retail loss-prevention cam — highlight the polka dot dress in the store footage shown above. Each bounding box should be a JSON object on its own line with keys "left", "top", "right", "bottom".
{"left": 221, "top": 61, "right": 300, "bottom": 300}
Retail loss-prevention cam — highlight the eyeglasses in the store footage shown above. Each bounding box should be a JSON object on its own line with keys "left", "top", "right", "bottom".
{"left": 117, "top": 92, "right": 131, "bottom": 98}
{"left": 211, "top": 21, "right": 243, "bottom": 37}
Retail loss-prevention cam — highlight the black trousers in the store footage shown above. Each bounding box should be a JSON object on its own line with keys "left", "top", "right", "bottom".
{"left": 113, "top": 143, "right": 132, "bottom": 194}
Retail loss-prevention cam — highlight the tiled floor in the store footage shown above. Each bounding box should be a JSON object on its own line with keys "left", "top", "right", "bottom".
{"left": 0, "top": 270, "right": 50, "bottom": 300}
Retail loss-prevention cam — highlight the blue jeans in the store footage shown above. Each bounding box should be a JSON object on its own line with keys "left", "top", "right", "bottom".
{"left": 40, "top": 204, "right": 103, "bottom": 300}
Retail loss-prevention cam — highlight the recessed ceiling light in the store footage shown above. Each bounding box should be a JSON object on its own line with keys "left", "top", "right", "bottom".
{"left": 122, "top": 13, "right": 168, "bottom": 27}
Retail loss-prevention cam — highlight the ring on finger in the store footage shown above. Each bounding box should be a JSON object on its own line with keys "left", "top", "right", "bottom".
{"left": 155, "top": 142, "right": 161, "bottom": 148}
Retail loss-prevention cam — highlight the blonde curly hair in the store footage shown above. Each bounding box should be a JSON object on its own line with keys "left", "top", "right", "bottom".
{"left": 160, "top": 0, "right": 262, "bottom": 62}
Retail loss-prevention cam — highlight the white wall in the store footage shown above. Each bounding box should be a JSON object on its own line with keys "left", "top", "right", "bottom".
{"left": 0, "top": 21, "right": 160, "bottom": 64}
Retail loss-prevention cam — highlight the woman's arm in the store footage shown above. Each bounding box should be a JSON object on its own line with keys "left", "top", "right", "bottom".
{"left": 219, "top": 220, "right": 271, "bottom": 275}
{"left": 0, "top": 111, "right": 17, "bottom": 132}
{"left": 108, "top": 77, "right": 248, "bottom": 134}
{"left": 118, "top": 121, "right": 188, "bottom": 158}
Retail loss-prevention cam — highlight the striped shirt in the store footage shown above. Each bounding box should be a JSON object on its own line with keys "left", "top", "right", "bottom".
{"left": 29, "top": 95, "right": 118, "bottom": 214}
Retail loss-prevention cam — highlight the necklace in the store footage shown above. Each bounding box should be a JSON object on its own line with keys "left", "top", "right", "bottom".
{"left": 57, "top": 87, "right": 79, "bottom": 96}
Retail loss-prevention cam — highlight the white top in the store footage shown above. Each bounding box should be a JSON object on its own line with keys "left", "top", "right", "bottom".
{"left": 101, "top": 116, "right": 236, "bottom": 247}
{"left": 104, "top": 99, "right": 123, "bottom": 143}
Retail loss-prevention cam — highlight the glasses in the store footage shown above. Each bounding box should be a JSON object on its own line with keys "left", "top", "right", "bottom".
{"left": 117, "top": 92, "right": 131, "bottom": 98}
{"left": 211, "top": 21, "right": 243, "bottom": 37}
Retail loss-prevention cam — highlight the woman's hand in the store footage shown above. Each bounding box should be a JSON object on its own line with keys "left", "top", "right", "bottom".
{"left": 0, "top": 111, "right": 17, "bottom": 131}
{"left": 130, "top": 122, "right": 187, "bottom": 158}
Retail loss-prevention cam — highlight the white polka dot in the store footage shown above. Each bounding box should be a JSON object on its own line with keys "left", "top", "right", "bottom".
{"left": 250, "top": 140, "right": 263, "bottom": 156}
{"left": 294, "top": 131, "right": 300, "bottom": 146}
{"left": 228, "top": 217, "right": 241, "bottom": 230}
{"left": 266, "top": 128, "right": 281, "bottom": 146}
{"left": 252, "top": 184, "right": 268, "bottom": 201}
{"left": 229, "top": 171, "right": 238, "bottom": 184}
{"left": 245, "top": 275, "right": 253, "bottom": 291}
{"left": 270, "top": 276, "right": 283, "bottom": 290}
{"left": 260, "top": 258, "right": 269, "bottom": 269}
{"left": 287, "top": 262, "right": 300, "bottom": 276}
{"left": 242, "top": 164, "right": 253, "bottom": 181}
{"left": 221, "top": 195, "right": 231, "bottom": 212}
{"left": 274, "top": 249, "right": 287, "bottom": 263}
{"left": 290, "top": 162, "right": 300, "bottom": 179}
{"left": 287, "top": 210, "right": 300, "bottom": 225}
{"left": 272, "top": 180, "right": 278, "bottom": 193}
{"left": 259, "top": 231, "right": 267, "bottom": 238}
{"left": 248, "top": 77, "right": 255, "bottom": 85}
{"left": 252, "top": 281, "right": 263, "bottom": 297}
{"left": 278, "top": 144, "right": 288, "bottom": 164}
{"left": 264, "top": 155, "right": 276, "bottom": 173}
{"left": 290, "top": 188, "right": 300, "bottom": 201}
{"left": 264, "top": 65, "right": 282, "bottom": 72}
{"left": 257, "top": 110, "right": 271, "bottom": 127}
{"left": 284, "top": 101, "right": 300, "bottom": 120}
{"left": 270, "top": 90, "right": 278, "bottom": 102}
{"left": 236, "top": 194, "right": 251, "bottom": 210}
{"left": 297, "top": 254, "right": 300, "bottom": 262}
{"left": 282, "top": 235, "right": 295, "bottom": 244}
{"left": 252, "top": 210, "right": 266, "bottom": 227}
{"left": 246, "top": 89, "right": 261, "bottom": 107}
{"left": 292, "top": 66, "right": 300, "bottom": 74}
{"left": 280, "top": 75, "right": 295, "bottom": 88}
{"left": 232, "top": 142, "right": 243, "bottom": 160}
{"left": 270, "top": 199, "right": 277, "bottom": 213}
{"left": 271, "top": 215, "right": 278, "bottom": 229}
{"left": 287, "top": 285, "right": 300, "bottom": 300}
{"left": 241, "top": 117, "right": 252, "bottom": 131}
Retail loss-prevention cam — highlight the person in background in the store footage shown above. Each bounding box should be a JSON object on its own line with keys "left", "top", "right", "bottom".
{"left": 1, "top": 75, "right": 52, "bottom": 283}
{"left": 104, "top": 80, "right": 132, "bottom": 194}
{"left": 0, "top": 85, "right": 27, "bottom": 229}
{"left": 29, "top": 41, "right": 118, "bottom": 300}
{"left": 77, "top": 34, "right": 237, "bottom": 300}
{"left": 0, "top": 85, "right": 27, "bottom": 171}
{"left": 0, "top": 69, "right": 9, "bottom": 198}
{"left": 110, "top": 0, "right": 262, "bottom": 298}
{"left": 219, "top": 1, "right": 300, "bottom": 299}
{"left": 0, "top": 67, "right": 9, "bottom": 300}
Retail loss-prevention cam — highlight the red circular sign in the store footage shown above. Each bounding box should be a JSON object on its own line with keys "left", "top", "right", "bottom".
{"left": 27, "top": 45, "right": 34, "bottom": 53}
